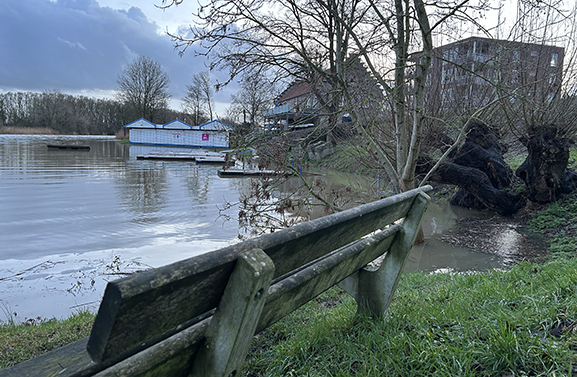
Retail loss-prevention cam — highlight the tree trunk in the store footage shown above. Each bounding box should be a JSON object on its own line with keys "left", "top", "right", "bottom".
{"left": 418, "top": 122, "right": 525, "bottom": 216}
{"left": 516, "top": 126, "right": 573, "bottom": 203}
{"left": 419, "top": 157, "right": 525, "bottom": 215}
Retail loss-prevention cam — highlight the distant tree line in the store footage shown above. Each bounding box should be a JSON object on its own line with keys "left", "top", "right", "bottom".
{"left": 0, "top": 90, "right": 125, "bottom": 135}
{"left": 0, "top": 89, "right": 186, "bottom": 135}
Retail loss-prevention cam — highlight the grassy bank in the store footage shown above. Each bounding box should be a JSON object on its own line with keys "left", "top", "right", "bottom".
{"left": 526, "top": 190, "right": 577, "bottom": 259}
{"left": 243, "top": 258, "right": 577, "bottom": 376}
{"left": 0, "top": 311, "right": 93, "bottom": 369}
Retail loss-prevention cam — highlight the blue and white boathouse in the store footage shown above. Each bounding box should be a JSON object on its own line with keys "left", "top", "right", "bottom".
{"left": 125, "top": 119, "right": 233, "bottom": 149}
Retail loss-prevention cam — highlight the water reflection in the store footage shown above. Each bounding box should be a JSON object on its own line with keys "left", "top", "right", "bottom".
{"left": 411, "top": 202, "right": 547, "bottom": 272}
{"left": 118, "top": 162, "right": 169, "bottom": 221}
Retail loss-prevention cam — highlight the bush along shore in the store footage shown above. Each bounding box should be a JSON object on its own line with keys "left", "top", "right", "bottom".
{"left": 2, "top": 192, "right": 577, "bottom": 375}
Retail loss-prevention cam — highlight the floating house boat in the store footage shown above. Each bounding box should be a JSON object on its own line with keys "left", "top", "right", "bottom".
{"left": 125, "top": 118, "right": 233, "bottom": 149}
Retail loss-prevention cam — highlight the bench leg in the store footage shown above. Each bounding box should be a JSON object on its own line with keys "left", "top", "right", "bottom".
{"left": 190, "top": 248, "right": 275, "bottom": 377}
{"left": 341, "top": 192, "right": 430, "bottom": 318}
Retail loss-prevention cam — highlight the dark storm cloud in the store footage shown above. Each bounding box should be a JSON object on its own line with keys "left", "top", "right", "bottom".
{"left": 0, "top": 0, "right": 221, "bottom": 103}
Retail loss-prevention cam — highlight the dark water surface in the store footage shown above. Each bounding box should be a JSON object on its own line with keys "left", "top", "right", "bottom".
{"left": 1, "top": 135, "right": 248, "bottom": 321}
{"left": 0, "top": 135, "right": 546, "bottom": 321}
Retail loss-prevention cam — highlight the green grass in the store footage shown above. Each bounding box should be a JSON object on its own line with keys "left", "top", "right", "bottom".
{"left": 527, "top": 190, "right": 577, "bottom": 259}
{"left": 506, "top": 152, "right": 528, "bottom": 172}
{"left": 308, "top": 138, "right": 375, "bottom": 175}
{"left": 0, "top": 311, "right": 94, "bottom": 369}
{"left": 243, "top": 260, "right": 577, "bottom": 376}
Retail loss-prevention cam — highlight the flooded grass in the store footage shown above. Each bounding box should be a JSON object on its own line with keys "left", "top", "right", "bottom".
{"left": 527, "top": 190, "right": 577, "bottom": 259}
{"left": 440, "top": 214, "right": 550, "bottom": 265}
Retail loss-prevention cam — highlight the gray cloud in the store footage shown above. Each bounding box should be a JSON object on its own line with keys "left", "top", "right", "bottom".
{"left": 0, "top": 0, "right": 233, "bottom": 109}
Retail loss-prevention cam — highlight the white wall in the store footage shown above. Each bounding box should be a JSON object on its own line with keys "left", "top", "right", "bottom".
{"left": 129, "top": 128, "right": 230, "bottom": 148}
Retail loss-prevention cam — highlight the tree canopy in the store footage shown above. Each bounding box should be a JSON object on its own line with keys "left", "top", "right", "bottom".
{"left": 116, "top": 56, "right": 172, "bottom": 123}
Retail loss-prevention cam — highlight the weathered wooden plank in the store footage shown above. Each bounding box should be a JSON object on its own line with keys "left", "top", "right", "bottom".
{"left": 191, "top": 248, "right": 275, "bottom": 377}
{"left": 87, "top": 264, "right": 220, "bottom": 362}
{"left": 256, "top": 224, "right": 400, "bottom": 332}
{"left": 92, "top": 318, "right": 209, "bottom": 377}
{"left": 263, "top": 189, "right": 419, "bottom": 279}
{"left": 355, "top": 192, "right": 431, "bottom": 317}
{"left": 87, "top": 186, "right": 432, "bottom": 363}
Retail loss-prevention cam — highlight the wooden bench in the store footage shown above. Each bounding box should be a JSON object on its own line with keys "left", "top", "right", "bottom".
{"left": 1, "top": 185, "right": 431, "bottom": 377}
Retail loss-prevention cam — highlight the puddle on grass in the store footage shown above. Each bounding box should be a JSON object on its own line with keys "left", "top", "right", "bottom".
{"left": 405, "top": 202, "right": 548, "bottom": 273}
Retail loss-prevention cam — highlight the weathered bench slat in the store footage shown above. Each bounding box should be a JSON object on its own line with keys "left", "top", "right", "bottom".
{"left": 257, "top": 223, "right": 401, "bottom": 332}
{"left": 87, "top": 186, "right": 431, "bottom": 363}
{"left": 87, "top": 263, "right": 223, "bottom": 363}
{"left": 191, "top": 249, "right": 274, "bottom": 377}
{"left": 93, "top": 318, "right": 209, "bottom": 377}
{"left": 92, "top": 249, "right": 276, "bottom": 377}
{"left": 259, "top": 197, "right": 412, "bottom": 279}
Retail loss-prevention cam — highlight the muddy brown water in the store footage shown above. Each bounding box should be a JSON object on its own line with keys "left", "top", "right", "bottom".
{"left": 0, "top": 136, "right": 548, "bottom": 321}
{"left": 407, "top": 203, "right": 548, "bottom": 273}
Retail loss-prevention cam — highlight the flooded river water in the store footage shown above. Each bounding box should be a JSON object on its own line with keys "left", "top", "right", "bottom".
{"left": 0, "top": 135, "right": 546, "bottom": 321}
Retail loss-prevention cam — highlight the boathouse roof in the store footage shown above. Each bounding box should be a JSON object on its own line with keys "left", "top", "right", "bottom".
{"left": 124, "top": 119, "right": 233, "bottom": 131}
{"left": 124, "top": 118, "right": 157, "bottom": 129}
{"left": 162, "top": 119, "right": 194, "bottom": 129}
{"left": 196, "top": 120, "right": 234, "bottom": 131}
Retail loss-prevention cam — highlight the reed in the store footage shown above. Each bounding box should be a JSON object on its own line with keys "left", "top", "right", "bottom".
{"left": 0, "top": 126, "right": 57, "bottom": 135}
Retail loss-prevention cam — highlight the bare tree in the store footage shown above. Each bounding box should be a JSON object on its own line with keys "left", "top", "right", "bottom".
{"left": 116, "top": 56, "right": 171, "bottom": 123}
{"left": 231, "top": 73, "right": 277, "bottom": 130}
{"left": 489, "top": 0, "right": 577, "bottom": 202}
{"left": 182, "top": 82, "right": 207, "bottom": 126}
{"left": 0, "top": 91, "right": 125, "bottom": 134}
{"left": 185, "top": 71, "right": 215, "bottom": 122}
{"left": 162, "top": 0, "right": 488, "bottom": 195}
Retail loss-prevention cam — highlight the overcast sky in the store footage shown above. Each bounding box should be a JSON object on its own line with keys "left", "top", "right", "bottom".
{"left": 0, "top": 0, "right": 236, "bottom": 113}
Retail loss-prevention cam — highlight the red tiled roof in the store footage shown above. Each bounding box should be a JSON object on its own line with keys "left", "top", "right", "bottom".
{"left": 278, "top": 81, "right": 312, "bottom": 102}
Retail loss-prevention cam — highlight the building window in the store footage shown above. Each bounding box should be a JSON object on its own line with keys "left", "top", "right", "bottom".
{"left": 551, "top": 53, "right": 559, "bottom": 67}
{"left": 513, "top": 50, "right": 520, "bottom": 63}
{"left": 479, "top": 42, "right": 489, "bottom": 55}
